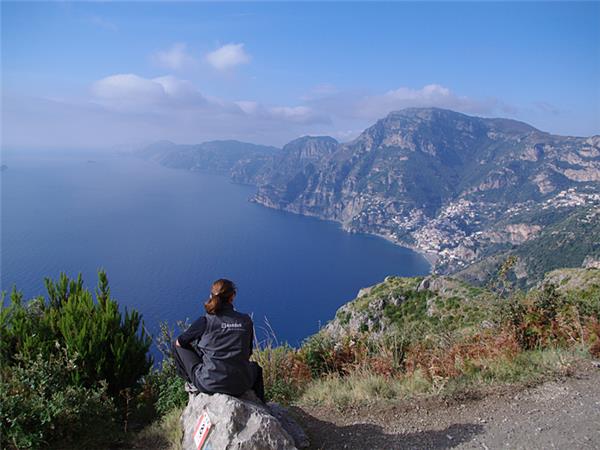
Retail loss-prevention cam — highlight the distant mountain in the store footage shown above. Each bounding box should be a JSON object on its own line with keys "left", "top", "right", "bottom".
{"left": 138, "top": 108, "right": 600, "bottom": 285}
{"left": 136, "top": 140, "right": 278, "bottom": 180}
{"left": 249, "top": 108, "right": 600, "bottom": 282}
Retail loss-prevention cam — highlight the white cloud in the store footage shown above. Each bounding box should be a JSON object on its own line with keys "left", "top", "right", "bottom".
{"left": 152, "top": 43, "right": 196, "bottom": 71}
{"left": 305, "top": 84, "right": 515, "bottom": 121}
{"left": 205, "top": 43, "right": 251, "bottom": 71}
{"left": 357, "top": 84, "right": 496, "bottom": 119}
{"left": 90, "top": 73, "right": 328, "bottom": 129}
{"left": 235, "top": 100, "right": 259, "bottom": 114}
{"left": 7, "top": 77, "right": 530, "bottom": 149}
{"left": 236, "top": 101, "right": 327, "bottom": 124}
{"left": 267, "top": 106, "right": 323, "bottom": 124}
{"left": 91, "top": 73, "right": 206, "bottom": 111}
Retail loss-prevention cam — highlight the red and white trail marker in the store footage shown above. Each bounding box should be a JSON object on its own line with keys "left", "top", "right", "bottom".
{"left": 193, "top": 412, "right": 212, "bottom": 450}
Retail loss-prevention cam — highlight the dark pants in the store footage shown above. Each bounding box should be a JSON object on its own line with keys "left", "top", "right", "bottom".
{"left": 173, "top": 344, "right": 265, "bottom": 402}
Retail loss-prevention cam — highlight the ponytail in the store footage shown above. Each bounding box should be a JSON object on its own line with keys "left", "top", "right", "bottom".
{"left": 204, "top": 279, "right": 237, "bottom": 315}
{"left": 204, "top": 292, "right": 223, "bottom": 315}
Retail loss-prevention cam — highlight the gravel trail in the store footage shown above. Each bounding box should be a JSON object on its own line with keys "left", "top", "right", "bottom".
{"left": 293, "top": 365, "right": 600, "bottom": 449}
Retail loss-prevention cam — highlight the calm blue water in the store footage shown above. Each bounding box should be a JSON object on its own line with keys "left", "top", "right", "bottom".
{"left": 1, "top": 150, "right": 429, "bottom": 351}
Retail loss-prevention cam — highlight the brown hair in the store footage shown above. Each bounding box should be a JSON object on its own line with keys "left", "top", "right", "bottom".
{"left": 204, "top": 279, "right": 237, "bottom": 315}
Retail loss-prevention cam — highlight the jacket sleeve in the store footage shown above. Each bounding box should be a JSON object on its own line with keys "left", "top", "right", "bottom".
{"left": 177, "top": 316, "right": 207, "bottom": 348}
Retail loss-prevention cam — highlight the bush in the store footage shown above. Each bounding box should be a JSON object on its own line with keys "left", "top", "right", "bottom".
{"left": 0, "top": 272, "right": 154, "bottom": 448}
{"left": 503, "top": 283, "right": 598, "bottom": 351}
{"left": 252, "top": 344, "right": 311, "bottom": 404}
{"left": 0, "top": 347, "right": 116, "bottom": 449}
{"left": 299, "top": 333, "right": 337, "bottom": 377}
{"left": 1, "top": 271, "right": 152, "bottom": 395}
{"left": 143, "top": 322, "right": 189, "bottom": 417}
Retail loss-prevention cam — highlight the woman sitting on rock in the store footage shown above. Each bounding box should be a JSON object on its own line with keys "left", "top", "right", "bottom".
{"left": 173, "top": 278, "right": 265, "bottom": 402}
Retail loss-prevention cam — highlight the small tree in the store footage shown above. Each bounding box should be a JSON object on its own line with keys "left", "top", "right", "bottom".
{"left": 1, "top": 271, "right": 152, "bottom": 395}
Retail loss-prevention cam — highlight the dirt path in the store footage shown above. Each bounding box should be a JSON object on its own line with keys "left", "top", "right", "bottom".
{"left": 293, "top": 365, "right": 600, "bottom": 449}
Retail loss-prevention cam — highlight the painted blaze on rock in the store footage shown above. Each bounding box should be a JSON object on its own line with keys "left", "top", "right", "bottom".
{"left": 181, "top": 390, "right": 307, "bottom": 450}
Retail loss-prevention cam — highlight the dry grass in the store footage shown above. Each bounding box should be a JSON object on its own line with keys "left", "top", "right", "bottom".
{"left": 298, "top": 346, "right": 587, "bottom": 409}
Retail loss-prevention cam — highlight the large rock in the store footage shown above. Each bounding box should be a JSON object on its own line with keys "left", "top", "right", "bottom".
{"left": 181, "top": 391, "right": 307, "bottom": 450}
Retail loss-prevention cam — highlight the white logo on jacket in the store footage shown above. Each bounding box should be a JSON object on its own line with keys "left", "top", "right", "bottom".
{"left": 221, "top": 322, "right": 243, "bottom": 329}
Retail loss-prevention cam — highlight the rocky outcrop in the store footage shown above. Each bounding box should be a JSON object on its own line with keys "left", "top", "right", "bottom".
{"left": 322, "top": 275, "right": 492, "bottom": 339}
{"left": 583, "top": 256, "right": 600, "bottom": 270}
{"left": 323, "top": 283, "right": 408, "bottom": 340}
{"left": 180, "top": 390, "right": 308, "bottom": 450}
{"left": 542, "top": 268, "right": 600, "bottom": 293}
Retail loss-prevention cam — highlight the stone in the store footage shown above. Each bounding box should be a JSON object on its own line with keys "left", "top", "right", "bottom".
{"left": 181, "top": 390, "right": 307, "bottom": 450}
{"left": 267, "top": 403, "right": 310, "bottom": 449}
{"left": 357, "top": 286, "right": 373, "bottom": 298}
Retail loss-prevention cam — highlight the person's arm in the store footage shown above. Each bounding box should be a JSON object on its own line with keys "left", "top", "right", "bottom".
{"left": 176, "top": 316, "right": 207, "bottom": 349}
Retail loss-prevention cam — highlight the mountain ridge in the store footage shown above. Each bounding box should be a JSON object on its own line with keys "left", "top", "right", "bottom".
{"left": 136, "top": 108, "right": 600, "bottom": 285}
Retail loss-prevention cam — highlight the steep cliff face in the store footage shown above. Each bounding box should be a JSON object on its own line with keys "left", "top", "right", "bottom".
{"left": 137, "top": 108, "right": 600, "bottom": 282}
{"left": 249, "top": 108, "right": 600, "bottom": 275}
{"left": 248, "top": 136, "right": 339, "bottom": 195}
{"left": 253, "top": 108, "right": 597, "bottom": 221}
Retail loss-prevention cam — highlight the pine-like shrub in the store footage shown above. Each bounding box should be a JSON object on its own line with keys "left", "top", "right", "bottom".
{"left": 1, "top": 271, "right": 153, "bottom": 395}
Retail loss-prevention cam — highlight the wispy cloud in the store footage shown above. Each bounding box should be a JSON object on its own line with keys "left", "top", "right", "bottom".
{"left": 205, "top": 43, "right": 251, "bottom": 71}
{"left": 90, "top": 73, "right": 326, "bottom": 127}
{"left": 235, "top": 101, "right": 328, "bottom": 125}
{"left": 533, "top": 101, "right": 560, "bottom": 115}
{"left": 357, "top": 84, "right": 515, "bottom": 118}
{"left": 152, "top": 43, "right": 197, "bottom": 71}
{"left": 91, "top": 74, "right": 206, "bottom": 111}
{"left": 306, "top": 83, "right": 516, "bottom": 121}
{"left": 87, "top": 15, "right": 118, "bottom": 32}
{"left": 6, "top": 78, "right": 521, "bottom": 148}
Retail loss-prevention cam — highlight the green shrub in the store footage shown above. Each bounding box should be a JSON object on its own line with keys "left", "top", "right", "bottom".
{"left": 0, "top": 348, "right": 117, "bottom": 449}
{"left": 1, "top": 271, "right": 152, "bottom": 395}
{"left": 144, "top": 322, "right": 189, "bottom": 417}
{"left": 1, "top": 272, "right": 154, "bottom": 448}
{"left": 143, "top": 365, "right": 188, "bottom": 418}
{"left": 300, "top": 333, "right": 336, "bottom": 377}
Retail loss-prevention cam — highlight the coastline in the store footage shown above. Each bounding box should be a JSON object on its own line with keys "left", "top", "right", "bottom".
{"left": 370, "top": 231, "right": 439, "bottom": 269}
{"left": 248, "top": 194, "right": 438, "bottom": 273}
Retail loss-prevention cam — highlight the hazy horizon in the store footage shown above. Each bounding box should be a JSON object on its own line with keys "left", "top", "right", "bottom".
{"left": 2, "top": 2, "right": 599, "bottom": 150}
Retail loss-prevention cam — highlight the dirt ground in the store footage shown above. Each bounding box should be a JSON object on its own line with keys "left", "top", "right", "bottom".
{"left": 292, "top": 363, "right": 600, "bottom": 450}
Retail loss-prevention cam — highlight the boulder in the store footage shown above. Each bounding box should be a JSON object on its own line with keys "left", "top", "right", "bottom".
{"left": 180, "top": 390, "right": 308, "bottom": 450}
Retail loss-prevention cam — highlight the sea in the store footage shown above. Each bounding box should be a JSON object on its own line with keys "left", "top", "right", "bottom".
{"left": 1, "top": 149, "right": 430, "bottom": 355}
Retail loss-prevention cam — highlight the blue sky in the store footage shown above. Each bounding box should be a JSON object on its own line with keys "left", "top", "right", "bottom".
{"left": 2, "top": 1, "right": 599, "bottom": 148}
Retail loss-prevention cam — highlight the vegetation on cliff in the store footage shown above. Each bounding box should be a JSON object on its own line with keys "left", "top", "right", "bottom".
{"left": 1, "top": 272, "right": 153, "bottom": 449}
{"left": 2, "top": 266, "right": 599, "bottom": 448}
{"left": 253, "top": 267, "right": 600, "bottom": 409}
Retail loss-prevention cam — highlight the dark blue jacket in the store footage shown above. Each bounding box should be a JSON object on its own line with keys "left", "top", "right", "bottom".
{"left": 177, "top": 303, "right": 254, "bottom": 396}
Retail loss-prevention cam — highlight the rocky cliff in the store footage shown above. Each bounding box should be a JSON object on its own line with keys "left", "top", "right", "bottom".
{"left": 321, "top": 268, "right": 600, "bottom": 341}
{"left": 137, "top": 108, "right": 600, "bottom": 285}
{"left": 248, "top": 108, "right": 600, "bottom": 278}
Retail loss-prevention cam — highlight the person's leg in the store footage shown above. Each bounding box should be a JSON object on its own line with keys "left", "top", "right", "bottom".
{"left": 172, "top": 344, "right": 202, "bottom": 383}
{"left": 249, "top": 361, "right": 265, "bottom": 403}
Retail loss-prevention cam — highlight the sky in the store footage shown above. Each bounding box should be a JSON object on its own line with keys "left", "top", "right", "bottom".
{"left": 2, "top": 1, "right": 599, "bottom": 149}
